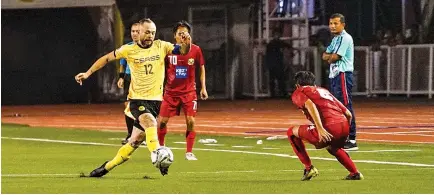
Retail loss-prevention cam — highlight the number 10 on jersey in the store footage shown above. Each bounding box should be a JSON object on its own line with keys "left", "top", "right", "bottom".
{"left": 168, "top": 55, "right": 177, "bottom": 65}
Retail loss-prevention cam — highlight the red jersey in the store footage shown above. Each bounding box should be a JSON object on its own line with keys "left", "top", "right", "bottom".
{"left": 164, "top": 44, "right": 205, "bottom": 96}
{"left": 291, "top": 86, "right": 348, "bottom": 126}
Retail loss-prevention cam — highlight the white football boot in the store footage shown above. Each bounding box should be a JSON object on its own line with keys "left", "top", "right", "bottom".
{"left": 185, "top": 152, "right": 198, "bottom": 160}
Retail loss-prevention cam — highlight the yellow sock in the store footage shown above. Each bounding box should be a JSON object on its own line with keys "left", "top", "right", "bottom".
{"left": 105, "top": 143, "right": 136, "bottom": 171}
{"left": 145, "top": 126, "right": 160, "bottom": 152}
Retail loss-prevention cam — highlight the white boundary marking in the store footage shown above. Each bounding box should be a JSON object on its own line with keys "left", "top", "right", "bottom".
{"left": 231, "top": 146, "right": 253, "bottom": 148}
{"left": 346, "top": 149, "right": 420, "bottom": 153}
{"left": 3, "top": 167, "right": 434, "bottom": 177}
{"left": 108, "top": 138, "right": 125, "bottom": 140}
{"left": 2, "top": 137, "right": 434, "bottom": 167}
{"left": 204, "top": 144, "right": 225, "bottom": 146}
{"left": 23, "top": 124, "right": 434, "bottom": 141}
{"left": 359, "top": 132, "right": 434, "bottom": 137}
{"left": 357, "top": 138, "right": 434, "bottom": 144}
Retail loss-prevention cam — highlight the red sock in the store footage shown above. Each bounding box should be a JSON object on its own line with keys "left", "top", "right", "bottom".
{"left": 328, "top": 148, "right": 358, "bottom": 174}
{"left": 186, "top": 131, "right": 196, "bottom": 153}
{"left": 288, "top": 135, "right": 312, "bottom": 170}
{"left": 158, "top": 127, "right": 167, "bottom": 146}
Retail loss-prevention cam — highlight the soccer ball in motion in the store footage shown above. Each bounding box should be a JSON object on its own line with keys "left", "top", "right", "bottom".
{"left": 151, "top": 146, "right": 174, "bottom": 169}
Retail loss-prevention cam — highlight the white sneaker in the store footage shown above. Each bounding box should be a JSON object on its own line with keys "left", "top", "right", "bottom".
{"left": 185, "top": 152, "right": 198, "bottom": 160}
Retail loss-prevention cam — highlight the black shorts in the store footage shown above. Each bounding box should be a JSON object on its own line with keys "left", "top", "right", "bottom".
{"left": 123, "top": 74, "right": 131, "bottom": 99}
{"left": 129, "top": 99, "right": 161, "bottom": 120}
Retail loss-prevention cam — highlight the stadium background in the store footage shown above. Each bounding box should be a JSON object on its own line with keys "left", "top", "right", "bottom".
{"left": 2, "top": 1, "right": 434, "bottom": 193}
{"left": 3, "top": 0, "right": 433, "bottom": 105}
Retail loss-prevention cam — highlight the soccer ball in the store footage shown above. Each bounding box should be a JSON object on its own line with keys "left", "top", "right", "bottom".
{"left": 151, "top": 146, "right": 174, "bottom": 169}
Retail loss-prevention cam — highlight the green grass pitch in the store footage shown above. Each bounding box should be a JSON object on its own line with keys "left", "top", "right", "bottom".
{"left": 2, "top": 124, "right": 434, "bottom": 193}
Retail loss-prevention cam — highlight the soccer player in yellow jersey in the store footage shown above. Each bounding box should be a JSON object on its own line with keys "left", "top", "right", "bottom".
{"left": 75, "top": 18, "right": 191, "bottom": 177}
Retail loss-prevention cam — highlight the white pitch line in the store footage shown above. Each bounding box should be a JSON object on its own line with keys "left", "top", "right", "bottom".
{"left": 243, "top": 136, "right": 260, "bottom": 139}
{"left": 231, "top": 146, "right": 253, "bottom": 148}
{"left": 4, "top": 167, "right": 434, "bottom": 177}
{"left": 2, "top": 173, "right": 78, "bottom": 177}
{"left": 204, "top": 144, "right": 225, "bottom": 146}
{"left": 346, "top": 149, "right": 420, "bottom": 153}
{"left": 357, "top": 138, "right": 434, "bottom": 144}
{"left": 108, "top": 138, "right": 124, "bottom": 140}
{"left": 359, "top": 132, "right": 434, "bottom": 137}
{"left": 2, "top": 137, "right": 434, "bottom": 167}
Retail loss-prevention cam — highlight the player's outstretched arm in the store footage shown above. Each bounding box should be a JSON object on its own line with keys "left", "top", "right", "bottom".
{"left": 200, "top": 65, "right": 208, "bottom": 100}
{"left": 304, "top": 99, "right": 333, "bottom": 142}
{"left": 75, "top": 51, "right": 116, "bottom": 85}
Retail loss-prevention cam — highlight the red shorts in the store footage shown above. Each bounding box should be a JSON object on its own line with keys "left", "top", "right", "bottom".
{"left": 297, "top": 121, "right": 349, "bottom": 149}
{"left": 159, "top": 91, "right": 197, "bottom": 117}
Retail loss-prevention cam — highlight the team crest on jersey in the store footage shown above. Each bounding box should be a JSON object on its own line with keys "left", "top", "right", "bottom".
{"left": 188, "top": 58, "right": 195, "bottom": 65}
{"left": 138, "top": 106, "right": 145, "bottom": 111}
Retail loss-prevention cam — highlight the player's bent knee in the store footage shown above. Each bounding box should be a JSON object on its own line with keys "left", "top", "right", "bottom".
{"left": 158, "top": 115, "right": 169, "bottom": 122}
{"left": 186, "top": 116, "right": 195, "bottom": 130}
{"left": 138, "top": 113, "right": 157, "bottom": 129}
{"left": 133, "top": 120, "right": 145, "bottom": 131}
{"left": 186, "top": 117, "right": 195, "bottom": 125}
{"left": 287, "top": 126, "right": 294, "bottom": 137}
{"left": 159, "top": 122, "right": 167, "bottom": 129}
{"left": 158, "top": 117, "right": 170, "bottom": 128}
{"left": 287, "top": 126, "right": 300, "bottom": 138}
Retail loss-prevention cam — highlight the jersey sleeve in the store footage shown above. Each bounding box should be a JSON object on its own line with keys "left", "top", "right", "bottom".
{"left": 326, "top": 38, "right": 334, "bottom": 53}
{"left": 291, "top": 89, "right": 309, "bottom": 109}
{"left": 335, "top": 35, "right": 352, "bottom": 57}
{"left": 161, "top": 40, "right": 175, "bottom": 55}
{"left": 115, "top": 45, "right": 129, "bottom": 60}
{"left": 120, "top": 58, "right": 127, "bottom": 67}
{"left": 196, "top": 47, "right": 205, "bottom": 66}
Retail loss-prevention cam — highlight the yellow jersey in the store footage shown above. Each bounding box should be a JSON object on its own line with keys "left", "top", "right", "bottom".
{"left": 115, "top": 40, "right": 174, "bottom": 100}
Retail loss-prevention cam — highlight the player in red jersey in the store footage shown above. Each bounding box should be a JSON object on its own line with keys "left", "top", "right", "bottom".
{"left": 288, "top": 71, "right": 363, "bottom": 180}
{"left": 157, "top": 21, "right": 208, "bottom": 160}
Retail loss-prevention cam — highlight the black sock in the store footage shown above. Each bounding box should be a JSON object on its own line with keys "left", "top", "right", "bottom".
{"left": 125, "top": 115, "right": 134, "bottom": 138}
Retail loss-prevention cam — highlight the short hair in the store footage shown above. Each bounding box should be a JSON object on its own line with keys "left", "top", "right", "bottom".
{"left": 139, "top": 18, "right": 154, "bottom": 24}
{"left": 294, "top": 71, "right": 316, "bottom": 86}
{"left": 131, "top": 22, "right": 140, "bottom": 27}
{"left": 172, "top": 20, "right": 192, "bottom": 34}
{"left": 330, "top": 13, "right": 345, "bottom": 23}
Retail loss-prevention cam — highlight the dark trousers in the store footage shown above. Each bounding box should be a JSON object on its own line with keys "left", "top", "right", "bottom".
{"left": 330, "top": 72, "right": 357, "bottom": 140}
{"left": 269, "top": 67, "right": 287, "bottom": 98}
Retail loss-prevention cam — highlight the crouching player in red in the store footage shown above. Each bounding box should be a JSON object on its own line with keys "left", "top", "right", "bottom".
{"left": 157, "top": 21, "right": 208, "bottom": 160}
{"left": 288, "top": 71, "right": 363, "bottom": 181}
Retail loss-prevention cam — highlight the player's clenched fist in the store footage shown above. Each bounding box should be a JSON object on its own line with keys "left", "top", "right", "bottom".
{"left": 75, "top": 72, "right": 89, "bottom": 86}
